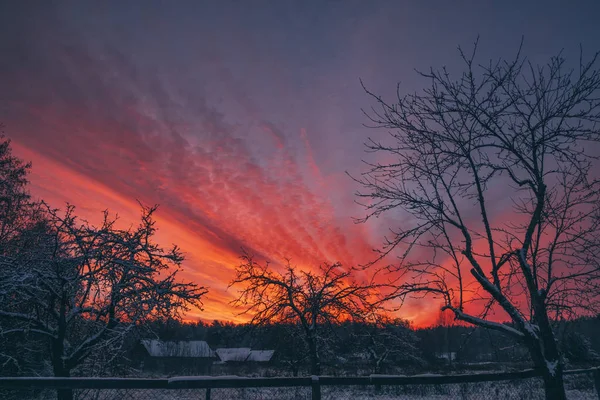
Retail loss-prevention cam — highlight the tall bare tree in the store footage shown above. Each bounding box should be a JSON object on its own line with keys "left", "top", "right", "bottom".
{"left": 230, "top": 252, "right": 374, "bottom": 375}
{"left": 0, "top": 203, "right": 207, "bottom": 400}
{"left": 354, "top": 40, "right": 600, "bottom": 400}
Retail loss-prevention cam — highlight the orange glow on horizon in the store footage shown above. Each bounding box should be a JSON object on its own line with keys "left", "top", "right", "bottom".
{"left": 13, "top": 138, "right": 430, "bottom": 325}
{"left": 12, "top": 139, "right": 526, "bottom": 329}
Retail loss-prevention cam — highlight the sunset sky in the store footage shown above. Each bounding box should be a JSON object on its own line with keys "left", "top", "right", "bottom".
{"left": 1, "top": 1, "right": 599, "bottom": 326}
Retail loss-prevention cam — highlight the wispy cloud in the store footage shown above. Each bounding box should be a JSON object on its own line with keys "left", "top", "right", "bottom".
{"left": 1, "top": 10, "right": 384, "bottom": 323}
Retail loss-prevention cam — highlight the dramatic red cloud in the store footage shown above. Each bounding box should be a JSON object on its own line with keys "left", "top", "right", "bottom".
{"left": 10, "top": 99, "right": 520, "bottom": 328}
{"left": 9, "top": 73, "right": 409, "bottom": 322}
{"left": 3, "top": 21, "right": 423, "bottom": 324}
{"left": 13, "top": 134, "right": 395, "bottom": 323}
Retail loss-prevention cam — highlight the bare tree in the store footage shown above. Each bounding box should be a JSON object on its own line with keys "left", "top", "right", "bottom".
{"left": 354, "top": 40, "right": 600, "bottom": 400}
{"left": 230, "top": 252, "right": 374, "bottom": 375}
{"left": 0, "top": 203, "right": 207, "bottom": 400}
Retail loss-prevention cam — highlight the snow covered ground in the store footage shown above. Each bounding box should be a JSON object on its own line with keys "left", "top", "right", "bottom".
{"left": 1, "top": 373, "right": 597, "bottom": 399}
{"left": 2, "top": 385, "right": 597, "bottom": 400}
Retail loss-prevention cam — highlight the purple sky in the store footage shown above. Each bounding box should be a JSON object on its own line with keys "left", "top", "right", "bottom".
{"left": 1, "top": 1, "right": 599, "bottom": 325}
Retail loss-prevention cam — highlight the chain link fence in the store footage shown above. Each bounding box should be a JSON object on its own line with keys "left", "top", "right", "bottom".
{"left": 318, "top": 372, "right": 598, "bottom": 400}
{"left": 0, "top": 387, "right": 312, "bottom": 400}
{"left": 320, "top": 374, "right": 598, "bottom": 400}
{"left": 321, "top": 379, "right": 544, "bottom": 400}
{"left": 1, "top": 368, "right": 598, "bottom": 400}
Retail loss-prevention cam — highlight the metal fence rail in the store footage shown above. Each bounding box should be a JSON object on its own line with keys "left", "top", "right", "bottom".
{"left": 0, "top": 367, "right": 599, "bottom": 400}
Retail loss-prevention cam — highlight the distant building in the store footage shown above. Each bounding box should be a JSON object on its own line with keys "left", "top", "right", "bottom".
{"left": 215, "top": 348, "right": 275, "bottom": 363}
{"left": 135, "top": 340, "right": 216, "bottom": 374}
{"left": 215, "top": 348, "right": 252, "bottom": 363}
{"left": 247, "top": 350, "right": 275, "bottom": 362}
{"left": 210, "top": 348, "right": 276, "bottom": 375}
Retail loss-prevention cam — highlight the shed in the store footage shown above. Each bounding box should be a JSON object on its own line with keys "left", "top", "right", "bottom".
{"left": 135, "top": 340, "right": 216, "bottom": 374}
{"left": 215, "top": 348, "right": 252, "bottom": 362}
{"left": 247, "top": 350, "right": 275, "bottom": 362}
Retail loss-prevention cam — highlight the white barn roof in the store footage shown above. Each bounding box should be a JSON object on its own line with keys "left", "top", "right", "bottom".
{"left": 247, "top": 350, "right": 275, "bottom": 362}
{"left": 215, "top": 348, "right": 252, "bottom": 362}
{"left": 141, "top": 340, "right": 215, "bottom": 358}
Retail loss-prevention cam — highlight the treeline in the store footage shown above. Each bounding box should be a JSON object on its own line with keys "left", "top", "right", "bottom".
{"left": 139, "top": 315, "right": 600, "bottom": 375}
{"left": 3, "top": 313, "right": 598, "bottom": 378}
{"left": 418, "top": 316, "right": 600, "bottom": 369}
{"left": 145, "top": 318, "right": 422, "bottom": 376}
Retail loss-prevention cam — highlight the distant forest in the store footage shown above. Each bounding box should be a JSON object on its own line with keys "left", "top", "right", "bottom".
{"left": 151, "top": 316, "right": 600, "bottom": 373}
{"left": 4, "top": 315, "right": 597, "bottom": 378}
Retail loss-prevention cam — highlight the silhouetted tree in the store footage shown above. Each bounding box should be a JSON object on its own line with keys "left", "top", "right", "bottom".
{"left": 0, "top": 197, "right": 207, "bottom": 400}
{"left": 0, "top": 134, "right": 48, "bottom": 376}
{"left": 355, "top": 39, "right": 600, "bottom": 400}
{"left": 0, "top": 133, "right": 36, "bottom": 251}
{"left": 230, "top": 252, "right": 374, "bottom": 375}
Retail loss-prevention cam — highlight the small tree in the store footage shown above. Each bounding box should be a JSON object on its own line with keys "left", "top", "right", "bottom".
{"left": 348, "top": 317, "right": 422, "bottom": 374}
{"left": 230, "top": 252, "right": 373, "bottom": 375}
{"left": 0, "top": 203, "right": 207, "bottom": 400}
{"left": 355, "top": 40, "right": 600, "bottom": 400}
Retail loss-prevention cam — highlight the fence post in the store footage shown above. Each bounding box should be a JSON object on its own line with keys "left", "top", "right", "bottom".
{"left": 311, "top": 375, "right": 321, "bottom": 400}
{"left": 205, "top": 387, "right": 211, "bottom": 400}
{"left": 593, "top": 369, "right": 600, "bottom": 400}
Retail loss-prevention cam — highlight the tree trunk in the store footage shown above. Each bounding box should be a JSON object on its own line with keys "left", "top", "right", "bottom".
{"left": 525, "top": 337, "right": 567, "bottom": 400}
{"left": 52, "top": 340, "right": 73, "bottom": 400}
{"left": 524, "top": 340, "right": 567, "bottom": 400}
{"left": 52, "top": 293, "right": 73, "bottom": 400}
{"left": 534, "top": 300, "right": 567, "bottom": 400}
{"left": 53, "top": 367, "right": 73, "bottom": 400}
{"left": 307, "top": 337, "right": 321, "bottom": 375}
{"left": 523, "top": 325, "right": 567, "bottom": 399}
{"left": 541, "top": 367, "right": 566, "bottom": 400}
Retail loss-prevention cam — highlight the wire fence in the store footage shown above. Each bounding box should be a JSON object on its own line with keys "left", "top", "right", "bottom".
{"left": 0, "top": 367, "right": 599, "bottom": 400}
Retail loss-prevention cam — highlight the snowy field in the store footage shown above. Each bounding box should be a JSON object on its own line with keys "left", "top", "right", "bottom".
{"left": 1, "top": 373, "right": 597, "bottom": 399}
{"left": 2, "top": 385, "right": 598, "bottom": 400}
